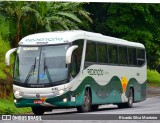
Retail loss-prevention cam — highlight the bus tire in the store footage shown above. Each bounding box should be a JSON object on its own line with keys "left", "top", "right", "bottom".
{"left": 32, "top": 107, "right": 45, "bottom": 115}
{"left": 118, "top": 89, "right": 134, "bottom": 108}
{"left": 91, "top": 105, "right": 99, "bottom": 111}
{"left": 77, "top": 89, "right": 91, "bottom": 113}
{"left": 126, "top": 88, "right": 134, "bottom": 108}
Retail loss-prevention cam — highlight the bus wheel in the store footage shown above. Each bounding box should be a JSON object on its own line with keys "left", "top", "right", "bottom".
{"left": 118, "top": 89, "right": 133, "bottom": 108}
{"left": 77, "top": 89, "right": 91, "bottom": 113}
{"left": 32, "top": 107, "right": 45, "bottom": 115}
{"left": 127, "top": 88, "right": 134, "bottom": 108}
{"left": 91, "top": 105, "right": 99, "bottom": 111}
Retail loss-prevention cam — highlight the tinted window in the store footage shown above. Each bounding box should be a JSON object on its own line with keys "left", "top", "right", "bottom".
{"left": 85, "top": 41, "right": 97, "bottom": 62}
{"left": 137, "top": 48, "right": 145, "bottom": 66}
{"left": 119, "top": 46, "right": 128, "bottom": 65}
{"left": 108, "top": 45, "right": 118, "bottom": 64}
{"left": 137, "top": 49, "right": 145, "bottom": 59}
{"left": 71, "top": 40, "right": 84, "bottom": 77}
{"left": 97, "top": 43, "right": 108, "bottom": 63}
{"left": 128, "top": 48, "right": 137, "bottom": 65}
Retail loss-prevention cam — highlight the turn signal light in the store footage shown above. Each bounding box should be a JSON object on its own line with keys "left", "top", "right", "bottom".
{"left": 41, "top": 97, "right": 46, "bottom": 102}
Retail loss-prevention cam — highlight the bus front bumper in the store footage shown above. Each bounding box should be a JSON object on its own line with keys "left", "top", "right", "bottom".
{"left": 14, "top": 92, "right": 76, "bottom": 108}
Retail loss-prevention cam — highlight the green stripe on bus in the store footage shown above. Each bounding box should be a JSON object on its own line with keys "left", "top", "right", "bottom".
{"left": 15, "top": 76, "right": 146, "bottom": 107}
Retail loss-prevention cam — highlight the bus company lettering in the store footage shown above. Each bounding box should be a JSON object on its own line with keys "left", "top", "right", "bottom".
{"left": 87, "top": 69, "right": 103, "bottom": 76}
{"left": 25, "top": 38, "right": 63, "bottom": 42}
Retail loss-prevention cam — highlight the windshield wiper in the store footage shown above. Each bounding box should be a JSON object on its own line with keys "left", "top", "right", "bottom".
{"left": 24, "top": 57, "right": 37, "bottom": 84}
{"left": 44, "top": 57, "right": 52, "bottom": 84}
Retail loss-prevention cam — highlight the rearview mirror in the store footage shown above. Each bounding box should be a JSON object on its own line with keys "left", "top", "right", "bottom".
{"left": 5, "top": 48, "right": 17, "bottom": 66}
{"left": 66, "top": 45, "right": 78, "bottom": 64}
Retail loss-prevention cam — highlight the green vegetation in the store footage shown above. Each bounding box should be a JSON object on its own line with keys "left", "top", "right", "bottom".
{"left": 0, "top": 1, "right": 92, "bottom": 114}
{"left": 0, "top": 1, "right": 92, "bottom": 47}
{"left": 147, "top": 69, "right": 160, "bottom": 86}
{"left": 0, "top": 1, "right": 92, "bottom": 97}
{"left": 0, "top": 2, "right": 160, "bottom": 114}
{"left": 85, "top": 3, "right": 160, "bottom": 69}
{"left": 0, "top": 96, "right": 31, "bottom": 114}
{"left": 0, "top": 37, "right": 11, "bottom": 79}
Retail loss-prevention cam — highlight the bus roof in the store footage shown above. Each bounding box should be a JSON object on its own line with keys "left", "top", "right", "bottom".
{"left": 19, "top": 30, "right": 145, "bottom": 48}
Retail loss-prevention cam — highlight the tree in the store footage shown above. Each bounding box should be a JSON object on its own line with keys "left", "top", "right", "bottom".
{"left": 0, "top": 1, "right": 92, "bottom": 47}
{"left": 29, "top": 2, "right": 92, "bottom": 32}
{"left": 0, "top": 1, "right": 32, "bottom": 47}
{"left": 85, "top": 3, "right": 160, "bottom": 69}
{"left": 106, "top": 4, "right": 160, "bottom": 69}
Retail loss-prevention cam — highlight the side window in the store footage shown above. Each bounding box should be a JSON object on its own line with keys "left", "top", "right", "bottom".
{"left": 128, "top": 48, "right": 137, "bottom": 65}
{"left": 137, "top": 48, "right": 145, "bottom": 66}
{"left": 97, "top": 43, "right": 108, "bottom": 63}
{"left": 71, "top": 40, "right": 84, "bottom": 77}
{"left": 108, "top": 45, "right": 118, "bottom": 64}
{"left": 85, "top": 41, "right": 97, "bottom": 63}
{"left": 118, "top": 46, "right": 128, "bottom": 65}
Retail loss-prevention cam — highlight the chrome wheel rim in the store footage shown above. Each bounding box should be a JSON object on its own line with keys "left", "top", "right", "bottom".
{"left": 83, "top": 90, "right": 90, "bottom": 111}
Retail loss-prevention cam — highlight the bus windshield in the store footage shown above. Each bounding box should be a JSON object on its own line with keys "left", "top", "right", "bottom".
{"left": 14, "top": 44, "right": 70, "bottom": 86}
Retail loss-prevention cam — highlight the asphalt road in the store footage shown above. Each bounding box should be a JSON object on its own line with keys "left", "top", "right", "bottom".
{"left": 42, "top": 96, "right": 160, "bottom": 115}
{"left": 1, "top": 96, "right": 160, "bottom": 123}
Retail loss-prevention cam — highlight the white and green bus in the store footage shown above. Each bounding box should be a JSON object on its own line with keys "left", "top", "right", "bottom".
{"left": 5, "top": 30, "right": 147, "bottom": 115}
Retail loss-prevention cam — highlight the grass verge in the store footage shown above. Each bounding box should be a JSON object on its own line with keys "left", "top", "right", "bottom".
{"left": 0, "top": 96, "right": 31, "bottom": 114}
{"left": 147, "top": 69, "right": 160, "bottom": 86}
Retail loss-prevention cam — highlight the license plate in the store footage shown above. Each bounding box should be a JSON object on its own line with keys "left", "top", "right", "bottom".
{"left": 34, "top": 100, "right": 43, "bottom": 104}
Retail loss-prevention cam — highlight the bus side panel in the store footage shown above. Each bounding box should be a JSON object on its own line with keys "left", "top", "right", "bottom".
{"left": 67, "top": 62, "right": 147, "bottom": 107}
{"left": 125, "top": 80, "right": 147, "bottom": 103}
{"left": 71, "top": 75, "right": 146, "bottom": 106}
{"left": 91, "top": 76, "right": 122, "bottom": 104}
{"left": 71, "top": 76, "right": 123, "bottom": 105}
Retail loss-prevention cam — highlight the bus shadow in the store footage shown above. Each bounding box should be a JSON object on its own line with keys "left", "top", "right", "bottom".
{"left": 42, "top": 105, "right": 141, "bottom": 115}
{"left": 44, "top": 110, "right": 77, "bottom": 115}
{"left": 44, "top": 107, "right": 120, "bottom": 115}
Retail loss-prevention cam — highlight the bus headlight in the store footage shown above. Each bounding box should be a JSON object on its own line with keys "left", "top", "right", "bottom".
{"left": 59, "top": 90, "right": 64, "bottom": 95}
{"left": 14, "top": 91, "right": 22, "bottom": 99}
{"left": 57, "top": 87, "right": 71, "bottom": 95}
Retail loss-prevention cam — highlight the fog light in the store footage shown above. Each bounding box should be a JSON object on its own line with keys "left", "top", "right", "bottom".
{"left": 14, "top": 99, "right": 17, "bottom": 103}
{"left": 63, "top": 98, "right": 67, "bottom": 102}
